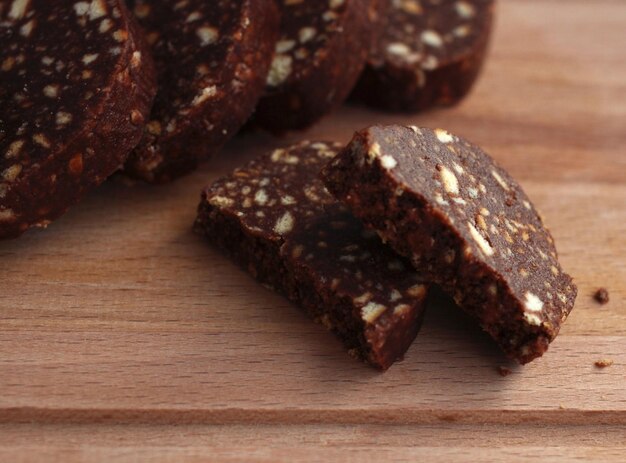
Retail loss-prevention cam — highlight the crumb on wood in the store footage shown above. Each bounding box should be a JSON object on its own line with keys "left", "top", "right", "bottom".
{"left": 594, "top": 359, "right": 613, "bottom": 368}
{"left": 497, "top": 366, "right": 512, "bottom": 377}
{"left": 593, "top": 288, "right": 609, "bottom": 304}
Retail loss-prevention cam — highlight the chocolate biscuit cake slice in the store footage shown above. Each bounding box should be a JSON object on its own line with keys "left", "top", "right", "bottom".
{"left": 252, "top": 0, "right": 383, "bottom": 133}
{"left": 124, "top": 0, "right": 279, "bottom": 182}
{"left": 195, "top": 141, "right": 429, "bottom": 369}
{"left": 322, "top": 125, "right": 577, "bottom": 363}
{"left": 352, "top": 0, "right": 494, "bottom": 112}
{"left": 0, "top": 0, "right": 156, "bottom": 239}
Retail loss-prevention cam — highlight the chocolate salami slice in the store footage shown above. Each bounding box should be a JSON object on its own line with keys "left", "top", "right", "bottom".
{"left": 195, "top": 141, "right": 429, "bottom": 369}
{"left": 252, "top": 0, "right": 381, "bottom": 133}
{"left": 0, "top": 0, "right": 156, "bottom": 239}
{"left": 322, "top": 125, "right": 577, "bottom": 363}
{"left": 123, "top": 0, "right": 279, "bottom": 183}
{"left": 352, "top": 0, "right": 495, "bottom": 112}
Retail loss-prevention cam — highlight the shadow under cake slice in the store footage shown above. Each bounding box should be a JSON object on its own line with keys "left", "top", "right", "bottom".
{"left": 0, "top": 0, "right": 157, "bottom": 239}
{"left": 124, "top": 0, "right": 279, "bottom": 182}
{"left": 322, "top": 125, "right": 577, "bottom": 363}
{"left": 352, "top": 0, "right": 494, "bottom": 112}
{"left": 194, "top": 140, "right": 429, "bottom": 369}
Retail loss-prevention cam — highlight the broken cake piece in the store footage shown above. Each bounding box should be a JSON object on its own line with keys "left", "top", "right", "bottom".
{"left": 195, "top": 140, "right": 429, "bottom": 369}
{"left": 322, "top": 125, "right": 577, "bottom": 364}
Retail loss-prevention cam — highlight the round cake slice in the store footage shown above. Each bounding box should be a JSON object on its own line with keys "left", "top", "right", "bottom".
{"left": 123, "top": 0, "right": 279, "bottom": 183}
{"left": 252, "top": 0, "right": 382, "bottom": 133}
{"left": 0, "top": 0, "right": 157, "bottom": 239}
{"left": 352, "top": 0, "right": 495, "bottom": 112}
{"left": 322, "top": 125, "right": 577, "bottom": 363}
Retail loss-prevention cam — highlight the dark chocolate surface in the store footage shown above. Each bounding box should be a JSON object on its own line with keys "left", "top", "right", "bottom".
{"left": 352, "top": 0, "right": 494, "bottom": 111}
{"left": 322, "top": 125, "right": 577, "bottom": 363}
{"left": 283, "top": 203, "right": 428, "bottom": 369}
{"left": 195, "top": 140, "right": 429, "bottom": 369}
{"left": 124, "top": 0, "right": 279, "bottom": 182}
{"left": 253, "top": 0, "right": 379, "bottom": 133}
{"left": 0, "top": 0, "right": 156, "bottom": 239}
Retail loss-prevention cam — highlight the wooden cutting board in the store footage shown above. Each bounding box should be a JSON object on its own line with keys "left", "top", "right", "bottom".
{"left": 1, "top": 1, "right": 624, "bottom": 461}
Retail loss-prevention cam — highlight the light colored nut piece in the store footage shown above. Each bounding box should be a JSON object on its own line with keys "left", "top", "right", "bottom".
{"left": 353, "top": 292, "right": 373, "bottom": 305}
{"left": 491, "top": 170, "right": 510, "bottom": 191}
{"left": 387, "top": 42, "right": 412, "bottom": 57}
{"left": 273, "top": 211, "right": 294, "bottom": 234}
{"left": 394, "top": 304, "right": 411, "bottom": 315}
{"left": 186, "top": 11, "right": 201, "bottom": 22}
{"left": 56, "top": 112, "right": 73, "bottom": 126}
{"left": 361, "top": 302, "right": 386, "bottom": 324}
{"left": 407, "top": 284, "right": 426, "bottom": 298}
{"left": 191, "top": 86, "right": 217, "bottom": 106}
{"left": 397, "top": 0, "right": 422, "bottom": 15}
{"left": 467, "top": 222, "right": 494, "bottom": 256}
{"left": 299, "top": 27, "right": 316, "bottom": 43}
{"left": 9, "top": 0, "right": 32, "bottom": 20}
{"left": 421, "top": 30, "right": 443, "bottom": 48}
{"left": 476, "top": 214, "right": 487, "bottom": 231}
{"left": 434, "top": 128, "right": 454, "bottom": 143}
{"left": 438, "top": 165, "right": 459, "bottom": 195}
{"left": 524, "top": 292, "right": 544, "bottom": 312}
{"left": 20, "top": 19, "right": 35, "bottom": 37}
{"left": 380, "top": 155, "right": 397, "bottom": 170}
{"left": 2, "top": 164, "right": 22, "bottom": 182}
{"left": 0, "top": 208, "right": 16, "bottom": 222}
{"left": 434, "top": 193, "right": 449, "bottom": 206}
{"left": 5, "top": 140, "right": 25, "bottom": 158}
{"left": 196, "top": 26, "right": 219, "bottom": 46}
{"left": 367, "top": 142, "right": 382, "bottom": 162}
{"left": 82, "top": 53, "right": 99, "bottom": 64}
{"left": 275, "top": 39, "right": 296, "bottom": 53}
{"left": 266, "top": 55, "right": 292, "bottom": 87}
{"left": 99, "top": 18, "right": 113, "bottom": 33}
{"left": 455, "top": 1, "right": 476, "bottom": 18}
{"left": 524, "top": 312, "right": 542, "bottom": 326}
{"left": 208, "top": 195, "right": 234, "bottom": 208}
{"left": 254, "top": 189, "right": 268, "bottom": 205}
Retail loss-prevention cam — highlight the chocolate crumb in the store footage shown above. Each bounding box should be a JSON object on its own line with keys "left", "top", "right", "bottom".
{"left": 593, "top": 288, "right": 609, "bottom": 304}
{"left": 594, "top": 359, "right": 613, "bottom": 368}
{"left": 497, "top": 366, "right": 512, "bottom": 377}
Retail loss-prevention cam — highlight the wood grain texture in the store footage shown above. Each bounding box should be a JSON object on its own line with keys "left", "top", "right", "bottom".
{"left": 1, "top": 0, "right": 625, "bottom": 461}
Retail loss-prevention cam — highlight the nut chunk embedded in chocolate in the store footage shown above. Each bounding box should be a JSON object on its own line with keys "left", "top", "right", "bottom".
{"left": 124, "top": 0, "right": 279, "bottom": 182}
{"left": 194, "top": 141, "right": 429, "bottom": 369}
{"left": 252, "top": 0, "right": 383, "bottom": 133}
{"left": 352, "top": 0, "right": 495, "bottom": 112}
{"left": 0, "top": 0, "right": 157, "bottom": 239}
{"left": 322, "top": 125, "right": 577, "bottom": 364}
